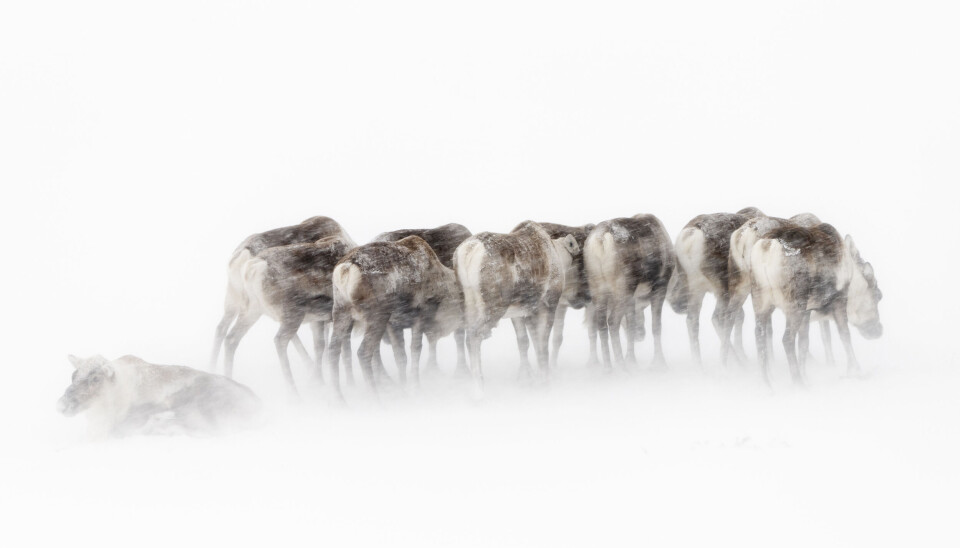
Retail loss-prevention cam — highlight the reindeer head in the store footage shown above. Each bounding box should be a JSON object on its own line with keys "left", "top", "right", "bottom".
{"left": 57, "top": 355, "right": 115, "bottom": 416}
{"left": 844, "top": 235, "right": 883, "bottom": 339}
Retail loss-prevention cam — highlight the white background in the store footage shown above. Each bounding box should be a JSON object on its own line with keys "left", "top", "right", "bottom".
{"left": 2, "top": 1, "right": 958, "bottom": 546}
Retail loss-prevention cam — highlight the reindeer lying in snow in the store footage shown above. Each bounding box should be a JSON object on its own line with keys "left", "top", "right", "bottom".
{"left": 58, "top": 355, "right": 261, "bottom": 438}
{"left": 584, "top": 214, "right": 675, "bottom": 368}
{"left": 750, "top": 224, "right": 882, "bottom": 384}
{"left": 454, "top": 221, "right": 581, "bottom": 391}
{"left": 324, "top": 236, "right": 464, "bottom": 395}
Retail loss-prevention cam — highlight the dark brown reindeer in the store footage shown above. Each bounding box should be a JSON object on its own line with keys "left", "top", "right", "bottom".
{"left": 454, "top": 222, "right": 581, "bottom": 393}
{"left": 210, "top": 216, "right": 357, "bottom": 379}
{"left": 323, "top": 236, "right": 463, "bottom": 396}
{"left": 750, "top": 224, "right": 882, "bottom": 384}
{"left": 584, "top": 214, "right": 675, "bottom": 368}
{"left": 508, "top": 222, "right": 595, "bottom": 371}
{"left": 224, "top": 236, "right": 354, "bottom": 394}
{"left": 372, "top": 223, "right": 472, "bottom": 373}
{"left": 667, "top": 207, "right": 763, "bottom": 365}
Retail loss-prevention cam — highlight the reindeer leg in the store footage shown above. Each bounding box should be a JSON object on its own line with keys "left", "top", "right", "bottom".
{"left": 358, "top": 317, "right": 388, "bottom": 393}
{"left": 324, "top": 312, "right": 352, "bottom": 400}
{"left": 718, "top": 296, "right": 736, "bottom": 367}
{"left": 549, "top": 303, "right": 567, "bottom": 369}
{"left": 274, "top": 314, "right": 305, "bottom": 396}
{"left": 585, "top": 302, "right": 601, "bottom": 367}
{"left": 595, "top": 298, "right": 613, "bottom": 369}
{"left": 755, "top": 309, "right": 773, "bottom": 386}
{"left": 623, "top": 299, "right": 638, "bottom": 366}
{"left": 782, "top": 310, "right": 804, "bottom": 385}
{"left": 635, "top": 302, "right": 646, "bottom": 342}
{"left": 686, "top": 294, "right": 705, "bottom": 366}
{"left": 511, "top": 318, "right": 533, "bottom": 379}
{"left": 210, "top": 307, "right": 237, "bottom": 372}
{"left": 820, "top": 319, "right": 835, "bottom": 366}
{"left": 651, "top": 292, "right": 666, "bottom": 367}
{"left": 387, "top": 323, "right": 408, "bottom": 385}
{"left": 410, "top": 321, "right": 424, "bottom": 386}
{"left": 466, "top": 327, "right": 484, "bottom": 396}
{"left": 311, "top": 321, "right": 326, "bottom": 382}
{"left": 342, "top": 330, "right": 355, "bottom": 386}
{"left": 454, "top": 328, "right": 468, "bottom": 375}
{"left": 733, "top": 307, "right": 747, "bottom": 364}
{"left": 291, "top": 333, "right": 312, "bottom": 368}
{"left": 609, "top": 300, "right": 626, "bottom": 367}
{"left": 223, "top": 311, "right": 260, "bottom": 380}
{"left": 833, "top": 300, "right": 860, "bottom": 375}
{"left": 798, "top": 313, "right": 811, "bottom": 368}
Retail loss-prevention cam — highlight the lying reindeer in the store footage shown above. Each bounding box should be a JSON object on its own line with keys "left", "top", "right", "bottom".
{"left": 58, "top": 354, "right": 261, "bottom": 438}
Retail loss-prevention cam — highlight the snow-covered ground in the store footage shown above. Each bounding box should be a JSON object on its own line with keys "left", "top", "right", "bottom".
{"left": 3, "top": 1, "right": 959, "bottom": 546}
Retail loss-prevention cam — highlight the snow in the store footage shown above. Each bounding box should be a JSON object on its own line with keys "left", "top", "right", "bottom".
{"left": 2, "top": 1, "right": 959, "bottom": 546}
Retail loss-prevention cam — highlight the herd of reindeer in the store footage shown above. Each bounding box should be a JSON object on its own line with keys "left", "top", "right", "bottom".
{"left": 208, "top": 208, "right": 883, "bottom": 399}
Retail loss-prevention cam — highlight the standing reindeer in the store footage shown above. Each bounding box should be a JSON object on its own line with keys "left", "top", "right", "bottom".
{"left": 668, "top": 208, "right": 763, "bottom": 365}
{"left": 508, "top": 222, "right": 594, "bottom": 371}
{"left": 372, "top": 223, "right": 472, "bottom": 373}
{"left": 727, "top": 213, "right": 822, "bottom": 364}
{"left": 324, "top": 236, "right": 463, "bottom": 395}
{"left": 584, "top": 214, "right": 675, "bottom": 368}
{"left": 210, "top": 216, "right": 356, "bottom": 387}
{"left": 750, "top": 224, "right": 882, "bottom": 384}
{"left": 454, "top": 222, "right": 580, "bottom": 392}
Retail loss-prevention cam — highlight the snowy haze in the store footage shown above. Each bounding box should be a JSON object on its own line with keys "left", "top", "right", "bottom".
{"left": 2, "top": 0, "right": 959, "bottom": 546}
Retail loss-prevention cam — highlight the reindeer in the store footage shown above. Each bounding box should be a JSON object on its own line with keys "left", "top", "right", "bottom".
{"left": 667, "top": 207, "right": 763, "bottom": 365}
{"left": 508, "top": 222, "right": 595, "bottom": 371}
{"left": 584, "top": 214, "right": 675, "bottom": 368}
{"left": 210, "top": 216, "right": 356, "bottom": 387}
{"left": 454, "top": 222, "right": 581, "bottom": 392}
{"left": 727, "top": 213, "right": 822, "bottom": 364}
{"left": 58, "top": 355, "right": 261, "bottom": 438}
{"left": 323, "top": 236, "right": 463, "bottom": 395}
{"left": 750, "top": 224, "right": 882, "bottom": 384}
{"left": 224, "top": 236, "right": 353, "bottom": 394}
{"left": 372, "top": 223, "right": 472, "bottom": 373}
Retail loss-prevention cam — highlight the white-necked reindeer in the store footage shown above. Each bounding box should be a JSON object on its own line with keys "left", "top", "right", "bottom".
{"left": 750, "top": 224, "right": 882, "bottom": 384}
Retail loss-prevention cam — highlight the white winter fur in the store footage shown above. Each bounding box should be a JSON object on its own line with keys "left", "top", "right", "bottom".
{"left": 454, "top": 239, "right": 487, "bottom": 329}
{"left": 60, "top": 355, "right": 260, "bottom": 439}
{"left": 750, "top": 237, "right": 857, "bottom": 315}
{"left": 674, "top": 227, "right": 716, "bottom": 295}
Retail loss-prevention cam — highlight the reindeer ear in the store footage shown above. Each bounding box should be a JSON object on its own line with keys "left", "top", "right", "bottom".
{"left": 863, "top": 262, "right": 875, "bottom": 280}
{"left": 68, "top": 355, "right": 83, "bottom": 368}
